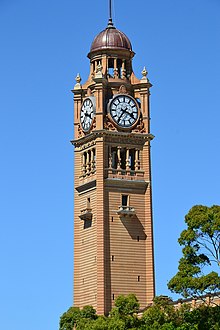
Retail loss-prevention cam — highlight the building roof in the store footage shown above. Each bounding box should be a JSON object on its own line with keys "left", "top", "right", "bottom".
{"left": 89, "top": 19, "right": 132, "bottom": 54}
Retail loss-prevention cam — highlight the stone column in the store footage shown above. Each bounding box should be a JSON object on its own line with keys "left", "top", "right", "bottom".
{"left": 109, "top": 145, "right": 112, "bottom": 169}
{"left": 86, "top": 151, "right": 90, "bottom": 175}
{"left": 83, "top": 152, "right": 87, "bottom": 175}
{"left": 114, "top": 58, "right": 118, "bottom": 78}
{"left": 117, "top": 147, "right": 121, "bottom": 170}
{"left": 135, "top": 149, "right": 139, "bottom": 171}
{"left": 122, "top": 59, "right": 126, "bottom": 80}
{"left": 92, "top": 148, "right": 96, "bottom": 172}
{"left": 126, "top": 148, "right": 130, "bottom": 171}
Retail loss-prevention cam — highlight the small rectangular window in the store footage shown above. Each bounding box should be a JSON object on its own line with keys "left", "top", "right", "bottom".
{"left": 138, "top": 276, "right": 140, "bottom": 282}
{"left": 112, "top": 255, "right": 115, "bottom": 261}
{"left": 112, "top": 294, "right": 115, "bottom": 300}
{"left": 122, "top": 195, "right": 128, "bottom": 206}
{"left": 111, "top": 216, "right": 114, "bottom": 222}
{"left": 137, "top": 236, "right": 140, "bottom": 242}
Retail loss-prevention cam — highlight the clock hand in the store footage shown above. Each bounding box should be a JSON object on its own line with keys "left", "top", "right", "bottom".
{"left": 118, "top": 105, "right": 128, "bottom": 118}
{"left": 85, "top": 112, "right": 92, "bottom": 118}
{"left": 124, "top": 107, "right": 135, "bottom": 118}
{"left": 118, "top": 111, "right": 125, "bottom": 121}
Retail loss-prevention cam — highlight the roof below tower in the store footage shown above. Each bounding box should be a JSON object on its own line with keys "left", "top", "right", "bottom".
{"left": 89, "top": 20, "right": 132, "bottom": 56}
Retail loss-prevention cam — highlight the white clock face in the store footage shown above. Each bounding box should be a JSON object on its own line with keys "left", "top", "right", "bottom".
{"left": 80, "top": 98, "right": 95, "bottom": 132}
{"left": 109, "top": 94, "right": 139, "bottom": 128}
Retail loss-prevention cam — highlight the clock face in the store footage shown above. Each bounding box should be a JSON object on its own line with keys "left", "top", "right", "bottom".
{"left": 109, "top": 94, "right": 139, "bottom": 128}
{"left": 80, "top": 97, "right": 95, "bottom": 132}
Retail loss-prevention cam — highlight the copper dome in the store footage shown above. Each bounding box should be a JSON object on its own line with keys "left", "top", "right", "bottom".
{"left": 89, "top": 22, "right": 132, "bottom": 55}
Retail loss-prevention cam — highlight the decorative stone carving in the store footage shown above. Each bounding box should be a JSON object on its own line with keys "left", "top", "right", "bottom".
{"left": 95, "top": 62, "right": 103, "bottom": 78}
{"left": 118, "top": 84, "right": 128, "bottom": 94}
{"left": 74, "top": 73, "right": 82, "bottom": 89}
{"left": 133, "top": 116, "right": 146, "bottom": 133}
{"left": 87, "top": 87, "right": 92, "bottom": 96}
{"left": 117, "top": 205, "right": 136, "bottom": 217}
{"left": 91, "top": 117, "right": 96, "bottom": 130}
{"left": 114, "top": 67, "right": 119, "bottom": 78}
{"left": 121, "top": 69, "right": 127, "bottom": 80}
{"left": 104, "top": 117, "right": 117, "bottom": 131}
{"left": 78, "top": 123, "right": 83, "bottom": 138}
{"left": 141, "top": 66, "right": 149, "bottom": 82}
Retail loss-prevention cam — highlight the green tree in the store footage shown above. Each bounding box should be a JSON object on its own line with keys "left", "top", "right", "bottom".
{"left": 77, "top": 316, "right": 108, "bottom": 330}
{"left": 59, "top": 305, "right": 97, "bottom": 330}
{"left": 112, "top": 293, "right": 140, "bottom": 316}
{"left": 59, "top": 306, "right": 81, "bottom": 330}
{"left": 168, "top": 205, "right": 220, "bottom": 299}
{"left": 110, "top": 294, "right": 140, "bottom": 328}
{"left": 80, "top": 305, "right": 97, "bottom": 320}
{"left": 141, "top": 296, "right": 176, "bottom": 329}
{"left": 59, "top": 294, "right": 220, "bottom": 329}
{"left": 107, "top": 317, "right": 126, "bottom": 330}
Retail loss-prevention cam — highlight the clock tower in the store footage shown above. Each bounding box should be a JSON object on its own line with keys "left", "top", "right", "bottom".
{"left": 72, "top": 14, "right": 155, "bottom": 315}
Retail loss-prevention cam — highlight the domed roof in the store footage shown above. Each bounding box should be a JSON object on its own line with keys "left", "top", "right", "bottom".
{"left": 89, "top": 20, "right": 132, "bottom": 55}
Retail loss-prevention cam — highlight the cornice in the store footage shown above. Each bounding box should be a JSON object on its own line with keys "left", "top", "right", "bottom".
{"left": 71, "top": 130, "right": 154, "bottom": 147}
{"left": 105, "top": 177, "right": 149, "bottom": 193}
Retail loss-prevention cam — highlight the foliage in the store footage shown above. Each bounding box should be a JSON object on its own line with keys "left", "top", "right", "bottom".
{"left": 80, "top": 305, "right": 97, "bottom": 319}
{"left": 142, "top": 296, "right": 176, "bottom": 329}
{"left": 113, "top": 293, "right": 140, "bottom": 316}
{"left": 110, "top": 294, "right": 140, "bottom": 329}
{"left": 59, "top": 294, "right": 220, "bottom": 330}
{"left": 59, "top": 306, "right": 81, "bottom": 330}
{"left": 168, "top": 205, "right": 220, "bottom": 298}
{"left": 107, "top": 317, "right": 126, "bottom": 330}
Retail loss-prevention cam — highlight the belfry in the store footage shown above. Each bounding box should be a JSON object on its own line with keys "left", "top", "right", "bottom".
{"left": 72, "top": 4, "right": 155, "bottom": 315}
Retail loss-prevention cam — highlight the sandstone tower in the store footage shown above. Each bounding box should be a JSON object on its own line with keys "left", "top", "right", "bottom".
{"left": 71, "top": 11, "right": 155, "bottom": 315}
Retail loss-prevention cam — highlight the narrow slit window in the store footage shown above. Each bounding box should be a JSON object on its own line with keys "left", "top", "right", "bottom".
{"left": 138, "top": 276, "right": 140, "bottom": 282}
{"left": 112, "top": 255, "right": 115, "bottom": 261}
{"left": 87, "top": 197, "right": 91, "bottom": 208}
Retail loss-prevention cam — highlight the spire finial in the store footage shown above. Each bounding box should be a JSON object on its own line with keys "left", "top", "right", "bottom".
{"left": 108, "top": 0, "right": 114, "bottom": 28}
{"left": 109, "top": 0, "right": 112, "bottom": 20}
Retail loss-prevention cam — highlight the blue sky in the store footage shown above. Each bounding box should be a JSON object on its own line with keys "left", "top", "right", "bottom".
{"left": 0, "top": 0, "right": 219, "bottom": 329}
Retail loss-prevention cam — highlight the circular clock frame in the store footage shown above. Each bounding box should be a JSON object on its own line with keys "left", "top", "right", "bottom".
{"left": 80, "top": 97, "right": 96, "bottom": 133}
{"left": 108, "top": 94, "right": 140, "bottom": 130}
